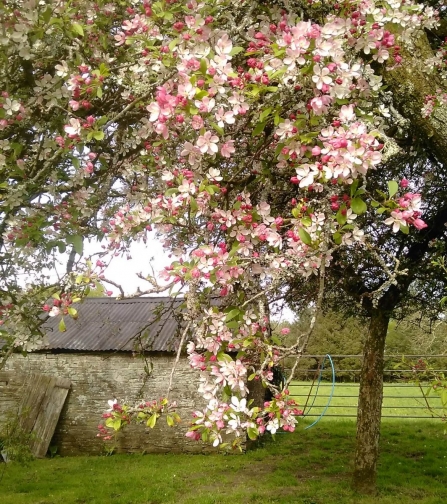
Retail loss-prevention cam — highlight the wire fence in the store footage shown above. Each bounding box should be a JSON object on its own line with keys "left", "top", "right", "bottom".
{"left": 286, "top": 355, "right": 446, "bottom": 420}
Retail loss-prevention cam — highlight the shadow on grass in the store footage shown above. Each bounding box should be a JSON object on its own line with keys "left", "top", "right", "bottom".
{"left": 1, "top": 420, "right": 446, "bottom": 504}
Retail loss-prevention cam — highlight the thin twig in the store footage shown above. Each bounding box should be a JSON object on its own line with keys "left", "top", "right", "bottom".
{"left": 101, "top": 277, "right": 125, "bottom": 298}
{"left": 285, "top": 250, "right": 327, "bottom": 387}
{"left": 166, "top": 321, "right": 191, "bottom": 400}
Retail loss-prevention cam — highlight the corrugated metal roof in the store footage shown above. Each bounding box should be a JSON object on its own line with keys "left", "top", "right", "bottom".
{"left": 41, "top": 297, "right": 184, "bottom": 352}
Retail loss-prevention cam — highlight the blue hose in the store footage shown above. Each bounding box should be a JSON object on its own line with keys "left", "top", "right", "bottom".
{"left": 304, "top": 354, "right": 335, "bottom": 430}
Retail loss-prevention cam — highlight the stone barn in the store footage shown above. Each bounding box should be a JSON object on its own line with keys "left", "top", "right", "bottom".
{"left": 0, "top": 297, "right": 210, "bottom": 456}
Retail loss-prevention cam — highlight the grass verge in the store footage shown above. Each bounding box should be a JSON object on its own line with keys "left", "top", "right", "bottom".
{"left": 1, "top": 420, "right": 446, "bottom": 504}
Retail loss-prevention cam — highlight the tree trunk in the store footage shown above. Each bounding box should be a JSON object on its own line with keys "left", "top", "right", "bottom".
{"left": 352, "top": 308, "right": 390, "bottom": 494}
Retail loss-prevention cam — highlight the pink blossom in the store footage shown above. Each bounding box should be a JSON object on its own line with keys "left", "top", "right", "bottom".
{"left": 196, "top": 131, "right": 219, "bottom": 155}
{"left": 412, "top": 218, "right": 427, "bottom": 230}
{"left": 191, "top": 115, "right": 204, "bottom": 130}
{"left": 220, "top": 140, "right": 235, "bottom": 158}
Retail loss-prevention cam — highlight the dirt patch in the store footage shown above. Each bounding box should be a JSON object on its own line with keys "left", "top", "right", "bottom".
{"left": 405, "top": 451, "right": 425, "bottom": 460}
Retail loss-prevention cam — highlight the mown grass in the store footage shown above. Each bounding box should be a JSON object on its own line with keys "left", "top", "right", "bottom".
{"left": 291, "top": 381, "right": 443, "bottom": 420}
{"left": 1, "top": 420, "right": 447, "bottom": 504}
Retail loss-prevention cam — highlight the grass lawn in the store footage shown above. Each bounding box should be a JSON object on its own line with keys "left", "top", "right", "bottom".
{"left": 1, "top": 419, "right": 447, "bottom": 504}
{"left": 290, "top": 381, "right": 443, "bottom": 420}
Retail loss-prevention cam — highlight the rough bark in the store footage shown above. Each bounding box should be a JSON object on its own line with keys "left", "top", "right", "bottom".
{"left": 352, "top": 308, "right": 390, "bottom": 494}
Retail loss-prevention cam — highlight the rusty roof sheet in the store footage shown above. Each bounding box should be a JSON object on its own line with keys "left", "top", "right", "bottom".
{"left": 41, "top": 297, "right": 184, "bottom": 352}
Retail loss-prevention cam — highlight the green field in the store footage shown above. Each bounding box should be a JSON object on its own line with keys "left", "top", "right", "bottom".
{"left": 290, "top": 381, "right": 443, "bottom": 420}
{"left": 1, "top": 419, "right": 447, "bottom": 504}
{"left": 1, "top": 383, "right": 446, "bottom": 503}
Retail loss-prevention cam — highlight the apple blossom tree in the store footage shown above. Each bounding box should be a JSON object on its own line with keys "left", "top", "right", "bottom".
{"left": 1, "top": 0, "right": 446, "bottom": 494}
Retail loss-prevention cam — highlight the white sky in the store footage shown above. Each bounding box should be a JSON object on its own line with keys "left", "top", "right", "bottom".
{"left": 29, "top": 236, "right": 294, "bottom": 321}
{"left": 89, "top": 238, "right": 169, "bottom": 296}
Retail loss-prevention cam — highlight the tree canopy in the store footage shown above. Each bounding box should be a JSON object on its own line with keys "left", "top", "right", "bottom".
{"left": 1, "top": 0, "right": 447, "bottom": 492}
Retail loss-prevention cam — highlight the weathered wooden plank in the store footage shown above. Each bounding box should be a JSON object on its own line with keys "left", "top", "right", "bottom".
{"left": 18, "top": 373, "right": 71, "bottom": 458}
{"left": 19, "top": 374, "right": 51, "bottom": 433}
{"left": 31, "top": 378, "right": 70, "bottom": 458}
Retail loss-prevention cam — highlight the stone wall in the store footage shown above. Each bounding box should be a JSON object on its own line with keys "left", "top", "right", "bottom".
{"left": 0, "top": 351, "right": 212, "bottom": 456}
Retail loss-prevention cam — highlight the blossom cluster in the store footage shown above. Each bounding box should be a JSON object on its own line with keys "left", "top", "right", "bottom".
{"left": 0, "top": 0, "right": 436, "bottom": 446}
{"left": 98, "top": 398, "right": 180, "bottom": 442}
{"left": 93, "top": 0, "right": 434, "bottom": 445}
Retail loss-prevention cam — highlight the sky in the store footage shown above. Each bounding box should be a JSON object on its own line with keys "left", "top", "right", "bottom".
{"left": 91, "top": 238, "right": 169, "bottom": 296}
{"left": 32, "top": 236, "right": 294, "bottom": 321}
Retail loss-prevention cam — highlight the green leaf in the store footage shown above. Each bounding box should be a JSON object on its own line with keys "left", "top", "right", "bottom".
{"left": 67, "top": 307, "right": 78, "bottom": 318}
{"left": 199, "top": 58, "right": 207, "bottom": 75}
{"left": 350, "top": 179, "right": 359, "bottom": 198}
{"left": 58, "top": 318, "right": 66, "bottom": 332}
{"left": 370, "top": 200, "right": 380, "bottom": 207}
{"left": 195, "top": 90, "right": 208, "bottom": 99}
{"left": 147, "top": 414, "right": 157, "bottom": 428}
{"left": 99, "top": 63, "right": 110, "bottom": 76}
{"left": 92, "top": 130, "right": 104, "bottom": 141}
{"left": 169, "top": 38, "right": 179, "bottom": 51}
{"left": 166, "top": 415, "right": 174, "bottom": 427}
{"left": 96, "top": 86, "right": 103, "bottom": 99}
{"left": 271, "top": 335, "right": 281, "bottom": 345}
{"left": 217, "top": 352, "right": 233, "bottom": 363}
{"left": 72, "top": 235, "right": 83, "bottom": 255}
{"left": 247, "top": 426, "right": 259, "bottom": 441}
{"left": 205, "top": 185, "right": 220, "bottom": 195}
{"left": 190, "top": 197, "right": 198, "bottom": 213}
{"left": 291, "top": 208, "right": 300, "bottom": 219}
{"left": 298, "top": 227, "right": 312, "bottom": 246}
{"left": 274, "top": 143, "right": 285, "bottom": 156}
{"left": 225, "top": 309, "right": 240, "bottom": 322}
{"left": 333, "top": 232, "right": 342, "bottom": 245}
{"left": 71, "top": 23, "right": 84, "bottom": 37}
{"left": 165, "top": 188, "right": 178, "bottom": 196}
{"left": 351, "top": 197, "right": 367, "bottom": 215}
{"left": 400, "top": 224, "right": 409, "bottom": 234}
{"left": 442, "top": 388, "right": 447, "bottom": 407}
{"left": 388, "top": 180, "right": 399, "bottom": 199}
{"left": 252, "top": 122, "right": 266, "bottom": 136}
{"left": 336, "top": 208, "right": 347, "bottom": 226}
{"left": 210, "top": 122, "right": 224, "bottom": 135}
{"left": 42, "top": 7, "right": 52, "bottom": 23}
{"left": 96, "top": 115, "right": 108, "bottom": 127}
{"left": 260, "top": 107, "right": 272, "bottom": 122}
{"left": 229, "top": 46, "right": 244, "bottom": 56}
